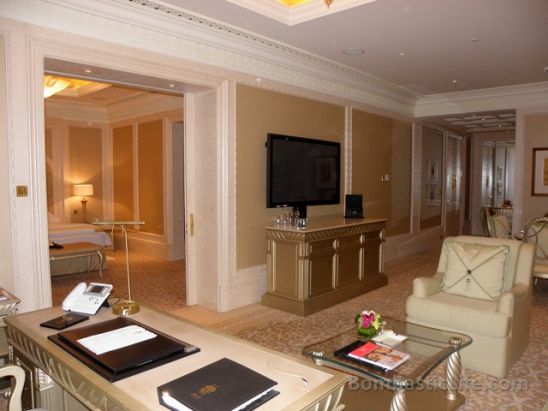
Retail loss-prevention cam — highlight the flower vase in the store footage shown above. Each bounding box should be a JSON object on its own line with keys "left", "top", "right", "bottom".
{"left": 358, "top": 326, "right": 378, "bottom": 338}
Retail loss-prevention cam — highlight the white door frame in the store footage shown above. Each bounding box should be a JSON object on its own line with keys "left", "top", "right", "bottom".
{"left": 6, "top": 27, "right": 226, "bottom": 312}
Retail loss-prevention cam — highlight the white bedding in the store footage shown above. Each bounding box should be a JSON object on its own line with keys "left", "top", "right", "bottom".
{"left": 49, "top": 223, "right": 112, "bottom": 247}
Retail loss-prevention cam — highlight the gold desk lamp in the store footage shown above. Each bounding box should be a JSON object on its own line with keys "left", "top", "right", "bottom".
{"left": 93, "top": 220, "right": 144, "bottom": 316}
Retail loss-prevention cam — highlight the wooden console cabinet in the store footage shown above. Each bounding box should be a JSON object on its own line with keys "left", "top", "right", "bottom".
{"left": 262, "top": 216, "right": 387, "bottom": 316}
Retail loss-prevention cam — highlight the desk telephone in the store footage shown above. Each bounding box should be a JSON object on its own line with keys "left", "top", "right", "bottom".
{"left": 63, "top": 282, "right": 113, "bottom": 315}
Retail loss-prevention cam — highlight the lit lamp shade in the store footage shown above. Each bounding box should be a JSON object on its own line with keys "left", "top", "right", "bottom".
{"left": 73, "top": 184, "right": 94, "bottom": 198}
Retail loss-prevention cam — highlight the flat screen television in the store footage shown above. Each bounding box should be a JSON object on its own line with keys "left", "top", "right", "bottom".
{"left": 266, "top": 133, "right": 340, "bottom": 217}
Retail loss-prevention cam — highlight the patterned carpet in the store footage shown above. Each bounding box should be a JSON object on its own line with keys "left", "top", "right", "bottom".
{"left": 51, "top": 249, "right": 186, "bottom": 311}
{"left": 50, "top": 247, "right": 548, "bottom": 410}
{"left": 200, "top": 250, "right": 548, "bottom": 411}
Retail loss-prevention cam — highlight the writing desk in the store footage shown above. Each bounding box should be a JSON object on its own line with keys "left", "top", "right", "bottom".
{"left": 5, "top": 306, "right": 348, "bottom": 411}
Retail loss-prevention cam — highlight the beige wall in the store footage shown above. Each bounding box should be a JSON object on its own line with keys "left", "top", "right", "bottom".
{"left": 68, "top": 126, "right": 103, "bottom": 222}
{"left": 113, "top": 125, "right": 134, "bottom": 222}
{"left": 522, "top": 114, "right": 548, "bottom": 223}
{"left": 420, "top": 127, "right": 443, "bottom": 229}
{"left": 138, "top": 120, "right": 164, "bottom": 235}
{"left": 352, "top": 109, "right": 412, "bottom": 236}
{"left": 236, "top": 85, "right": 345, "bottom": 269}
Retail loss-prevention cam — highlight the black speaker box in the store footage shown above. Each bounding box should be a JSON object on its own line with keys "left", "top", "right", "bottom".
{"left": 344, "top": 194, "right": 363, "bottom": 218}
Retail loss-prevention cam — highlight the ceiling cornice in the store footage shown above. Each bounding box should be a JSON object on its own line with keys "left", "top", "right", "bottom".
{"left": 415, "top": 81, "right": 548, "bottom": 118}
{"left": 3, "top": 0, "right": 546, "bottom": 119}
{"left": 0, "top": 0, "right": 417, "bottom": 116}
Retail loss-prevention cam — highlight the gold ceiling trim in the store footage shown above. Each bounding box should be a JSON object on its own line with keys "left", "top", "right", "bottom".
{"left": 44, "top": 75, "right": 111, "bottom": 99}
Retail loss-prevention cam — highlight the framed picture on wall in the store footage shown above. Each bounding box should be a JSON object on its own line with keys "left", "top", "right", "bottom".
{"left": 427, "top": 159, "right": 439, "bottom": 183}
{"left": 532, "top": 147, "right": 548, "bottom": 196}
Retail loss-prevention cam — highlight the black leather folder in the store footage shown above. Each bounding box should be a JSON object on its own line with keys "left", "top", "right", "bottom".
{"left": 48, "top": 316, "right": 199, "bottom": 382}
{"left": 157, "top": 358, "right": 279, "bottom": 411}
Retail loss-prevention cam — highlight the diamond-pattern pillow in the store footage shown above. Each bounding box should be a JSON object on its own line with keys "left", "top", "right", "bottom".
{"left": 441, "top": 240, "right": 509, "bottom": 300}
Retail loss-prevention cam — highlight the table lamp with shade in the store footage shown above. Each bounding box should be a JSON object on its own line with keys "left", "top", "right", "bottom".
{"left": 93, "top": 220, "right": 144, "bottom": 316}
{"left": 73, "top": 184, "right": 94, "bottom": 223}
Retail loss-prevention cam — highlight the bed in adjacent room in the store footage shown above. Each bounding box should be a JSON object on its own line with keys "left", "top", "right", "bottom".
{"left": 48, "top": 222, "right": 113, "bottom": 247}
{"left": 48, "top": 214, "right": 112, "bottom": 276}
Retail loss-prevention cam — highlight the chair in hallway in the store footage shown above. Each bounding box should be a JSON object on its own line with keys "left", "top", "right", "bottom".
{"left": 406, "top": 235, "right": 535, "bottom": 377}
{"left": 522, "top": 216, "right": 548, "bottom": 285}
{"left": 480, "top": 206, "right": 512, "bottom": 238}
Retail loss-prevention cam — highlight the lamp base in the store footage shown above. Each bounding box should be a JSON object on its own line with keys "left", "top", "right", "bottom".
{"left": 112, "top": 300, "right": 140, "bottom": 316}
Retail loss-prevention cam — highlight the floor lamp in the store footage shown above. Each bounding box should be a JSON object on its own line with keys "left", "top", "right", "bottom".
{"left": 93, "top": 220, "right": 144, "bottom": 316}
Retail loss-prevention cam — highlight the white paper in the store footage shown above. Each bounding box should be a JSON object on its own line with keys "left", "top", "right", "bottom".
{"left": 372, "top": 331, "right": 407, "bottom": 347}
{"left": 77, "top": 325, "right": 156, "bottom": 355}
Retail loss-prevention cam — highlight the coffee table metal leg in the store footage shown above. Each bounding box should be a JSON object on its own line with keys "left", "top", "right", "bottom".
{"left": 446, "top": 337, "right": 462, "bottom": 401}
{"left": 390, "top": 378, "right": 408, "bottom": 411}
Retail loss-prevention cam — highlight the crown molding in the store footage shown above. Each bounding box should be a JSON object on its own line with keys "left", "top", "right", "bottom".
{"left": 45, "top": 93, "right": 182, "bottom": 123}
{"left": 45, "top": 100, "right": 109, "bottom": 122}
{"left": 415, "top": 81, "right": 548, "bottom": 117}
{"left": 0, "top": 0, "right": 417, "bottom": 116}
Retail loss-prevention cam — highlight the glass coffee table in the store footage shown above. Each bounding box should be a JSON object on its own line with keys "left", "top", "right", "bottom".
{"left": 303, "top": 317, "right": 472, "bottom": 411}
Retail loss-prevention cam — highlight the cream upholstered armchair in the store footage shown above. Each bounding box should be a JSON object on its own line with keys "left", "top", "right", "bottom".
{"left": 406, "top": 235, "right": 534, "bottom": 377}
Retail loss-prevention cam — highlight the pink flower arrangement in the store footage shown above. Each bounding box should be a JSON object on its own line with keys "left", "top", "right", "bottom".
{"left": 355, "top": 310, "right": 382, "bottom": 335}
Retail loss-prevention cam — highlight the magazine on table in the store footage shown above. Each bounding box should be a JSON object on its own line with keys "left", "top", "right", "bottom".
{"left": 335, "top": 340, "right": 409, "bottom": 371}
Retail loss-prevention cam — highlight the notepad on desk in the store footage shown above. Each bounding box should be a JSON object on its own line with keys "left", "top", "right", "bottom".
{"left": 77, "top": 325, "right": 157, "bottom": 355}
{"left": 158, "top": 358, "right": 279, "bottom": 411}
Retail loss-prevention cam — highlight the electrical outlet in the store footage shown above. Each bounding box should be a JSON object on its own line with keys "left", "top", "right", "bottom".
{"left": 73, "top": 209, "right": 78, "bottom": 215}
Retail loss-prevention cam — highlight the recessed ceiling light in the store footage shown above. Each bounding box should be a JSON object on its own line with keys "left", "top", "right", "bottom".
{"left": 169, "top": 83, "right": 175, "bottom": 88}
{"left": 452, "top": 80, "right": 457, "bottom": 83}
{"left": 470, "top": 37, "right": 480, "bottom": 42}
{"left": 342, "top": 48, "right": 364, "bottom": 56}
{"left": 544, "top": 66, "right": 548, "bottom": 73}
{"left": 400, "top": 52, "right": 406, "bottom": 56}
{"left": 256, "top": 77, "right": 262, "bottom": 82}
{"left": 84, "top": 68, "right": 92, "bottom": 74}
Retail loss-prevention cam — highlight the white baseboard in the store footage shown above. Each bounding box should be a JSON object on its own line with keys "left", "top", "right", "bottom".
{"left": 384, "top": 228, "right": 444, "bottom": 262}
{"left": 113, "top": 232, "right": 170, "bottom": 260}
{"left": 217, "top": 231, "right": 444, "bottom": 311}
{"left": 219, "top": 265, "right": 267, "bottom": 311}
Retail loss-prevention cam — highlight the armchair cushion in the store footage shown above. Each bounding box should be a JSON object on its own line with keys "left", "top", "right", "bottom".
{"left": 406, "top": 292, "right": 510, "bottom": 338}
{"left": 488, "top": 214, "right": 511, "bottom": 238}
{"left": 441, "top": 240, "right": 509, "bottom": 301}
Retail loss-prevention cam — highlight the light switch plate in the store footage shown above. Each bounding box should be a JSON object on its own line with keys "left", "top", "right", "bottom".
{"left": 16, "top": 186, "right": 28, "bottom": 197}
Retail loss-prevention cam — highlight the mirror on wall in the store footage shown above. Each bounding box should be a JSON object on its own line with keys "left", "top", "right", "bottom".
{"left": 420, "top": 127, "right": 444, "bottom": 230}
{"left": 480, "top": 140, "right": 515, "bottom": 208}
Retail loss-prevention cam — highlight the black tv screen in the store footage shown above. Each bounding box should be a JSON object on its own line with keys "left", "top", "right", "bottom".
{"left": 267, "top": 134, "right": 340, "bottom": 214}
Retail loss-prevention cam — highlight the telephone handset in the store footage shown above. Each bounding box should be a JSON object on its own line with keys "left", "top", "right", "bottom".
{"left": 62, "top": 282, "right": 113, "bottom": 315}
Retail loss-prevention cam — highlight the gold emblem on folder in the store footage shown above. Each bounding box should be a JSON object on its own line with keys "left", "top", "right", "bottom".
{"left": 191, "top": 384, "right": 219, "bottom": 400}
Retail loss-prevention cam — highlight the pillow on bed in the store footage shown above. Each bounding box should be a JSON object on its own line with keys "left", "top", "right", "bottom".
{"left": 48, "top": 212, "right": 61, "bottom": 224}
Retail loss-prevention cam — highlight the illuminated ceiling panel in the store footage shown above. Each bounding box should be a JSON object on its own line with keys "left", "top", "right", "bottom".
{"left": 225, "top": 0, "right": 377, "bottom": 25}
